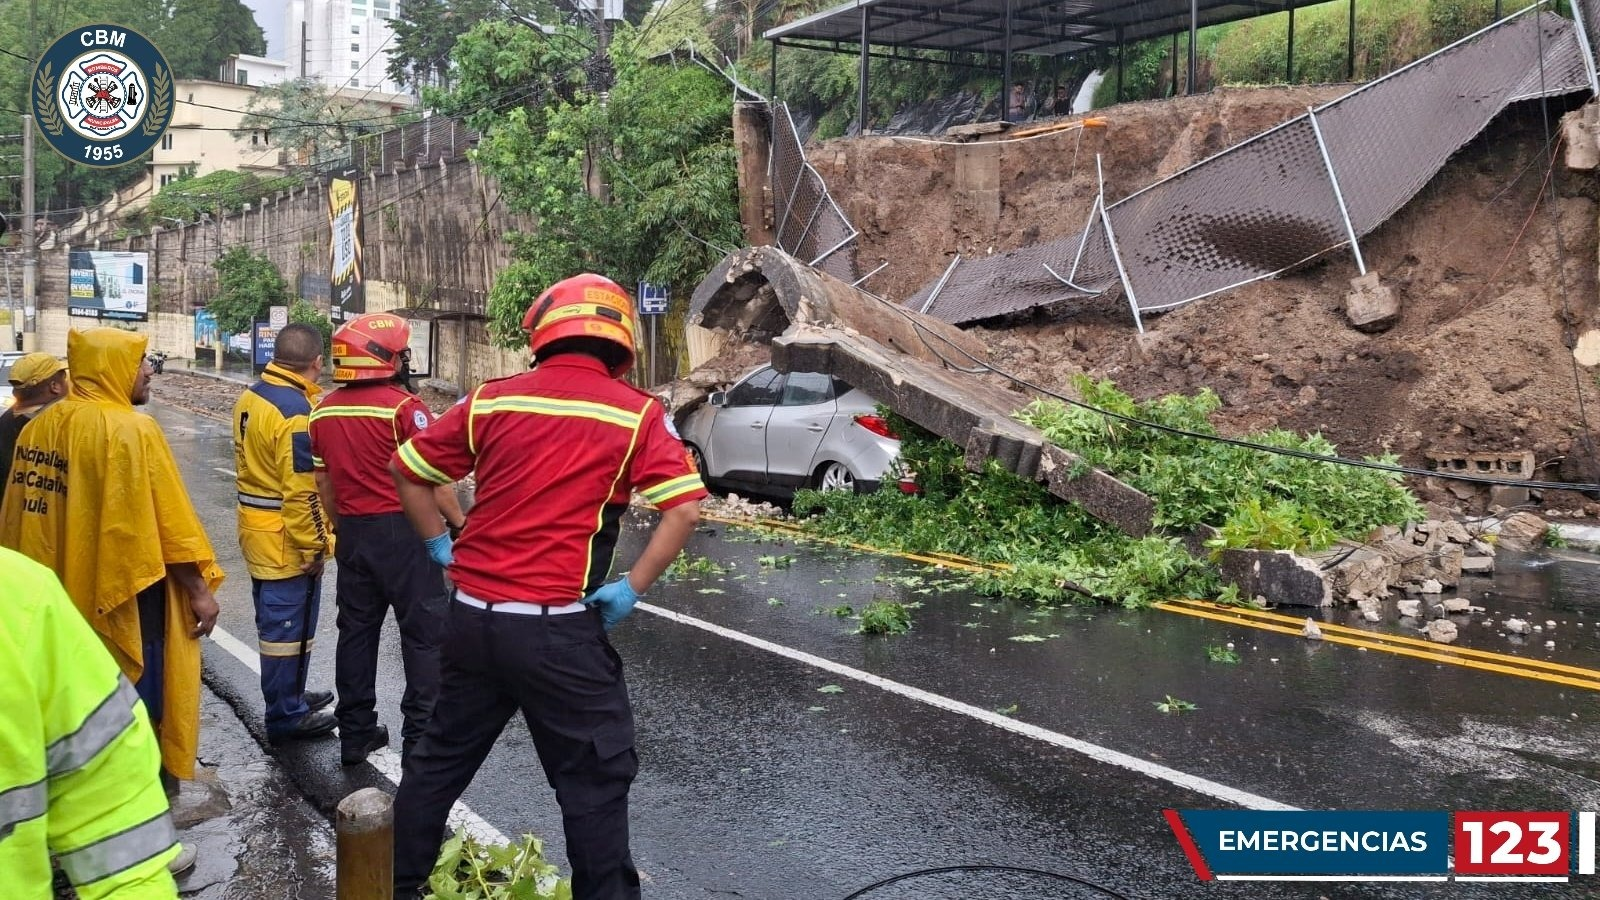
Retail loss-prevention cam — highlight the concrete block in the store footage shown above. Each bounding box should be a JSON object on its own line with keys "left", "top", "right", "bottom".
{"left": 1490, "top": 484, "right": 1530, "bottom": 508}
{"left": 1218, "top": 549, "right": 1333, "bottom": 608}
{"left": 1344, "top": 273, "right": 1400, "bottom": 333}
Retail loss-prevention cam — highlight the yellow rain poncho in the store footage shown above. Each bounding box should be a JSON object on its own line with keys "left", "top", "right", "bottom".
{"left": 0, "top": 328, "right": 223, "bottom": 779}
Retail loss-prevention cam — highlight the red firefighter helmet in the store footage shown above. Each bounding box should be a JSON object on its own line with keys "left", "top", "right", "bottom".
{"left": 521, "top": 273, "right": 638, "bottom": 377}
{"left": 331, "top": 312, "right": 412, "bottom": 383}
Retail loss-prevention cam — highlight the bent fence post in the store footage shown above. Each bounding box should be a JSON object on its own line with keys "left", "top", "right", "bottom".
{"left": 1306, "top": 107, "right": 1367, "bottom": 276}
{"left": 337, "top": 788, "right": 395, "bottom": 900}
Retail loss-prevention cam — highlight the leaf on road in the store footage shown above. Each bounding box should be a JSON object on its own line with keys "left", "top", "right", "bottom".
{"left": 817, "top": 684, "right": 845, "bottom": 694}
{"left": 697, "top": 588, "right": 725, "bottom": 594}
{"left": 807, "top": 706, "right": 826, "bottom": 712}
{"left": 994, "top": 703, "right": 1019, "bottom": 716}
{"left": 1009, "top": 634, "right": 1048, "bottom": 642}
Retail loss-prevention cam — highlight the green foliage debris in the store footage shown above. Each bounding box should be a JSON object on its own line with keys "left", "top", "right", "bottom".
{"left": 424, "top": 831, "right": 570, "bottom": 899}
{"left": 1205, "top": 644, "right": 1240, "bottom": 664}
{"left": 1155, "top": 695, "right": 1198, "bottom": 715}
{"left": 664, "top": 553, "right": 728, "bottom": 580}
{"left": 854, "top": 600, "right": 913, "bottom": 635}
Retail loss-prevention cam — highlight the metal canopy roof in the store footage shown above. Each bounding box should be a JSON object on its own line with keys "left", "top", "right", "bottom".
{"left": 766, "top": 0, "right": 1308, "bottom": 57}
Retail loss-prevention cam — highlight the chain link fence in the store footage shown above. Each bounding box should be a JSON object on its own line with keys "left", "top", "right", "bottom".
{"left": 770, "top": 101, "right": 859, "bottom": 283}
{"left": 912, "top": 5, "right": 1592, "bottom": 327}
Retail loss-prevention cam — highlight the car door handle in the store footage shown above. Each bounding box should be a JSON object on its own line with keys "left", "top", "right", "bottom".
{"left": 750, "top": 422, "right": 765, "bottom": 429}
{"left": 806, "top": 425, "right": 824, "bottom": 433}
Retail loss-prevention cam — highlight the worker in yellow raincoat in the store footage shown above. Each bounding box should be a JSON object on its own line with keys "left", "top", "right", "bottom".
{"left": 0, "top": 328, "right": 222, "bottom": 843}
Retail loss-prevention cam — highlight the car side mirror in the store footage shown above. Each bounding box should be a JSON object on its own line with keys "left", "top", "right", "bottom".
{"left": 709, "top": 391, "right": 728, "bottom": 408}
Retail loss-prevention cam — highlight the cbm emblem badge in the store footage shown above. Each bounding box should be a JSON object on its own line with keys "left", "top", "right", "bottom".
{"left": 31, "top": 26, "right": 173, "bottom": 167}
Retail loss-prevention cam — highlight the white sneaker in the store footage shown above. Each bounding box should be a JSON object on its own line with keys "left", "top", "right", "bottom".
{"left": 168, "top": 842, "right": 198, "bottom": 875}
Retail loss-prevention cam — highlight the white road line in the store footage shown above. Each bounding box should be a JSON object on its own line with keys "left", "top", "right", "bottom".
{"left": 214, "top": 467, "right": 237, "bottom": 478}
{"left": 206, "top": 624, "right": 506, "bottom": 844}
{"left": 638, "top": 602, "right": 1298, "bottom": 812}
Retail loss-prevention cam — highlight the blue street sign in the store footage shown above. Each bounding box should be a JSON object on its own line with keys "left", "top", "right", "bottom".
{"left": 637, "top": 282, "right": 670, "bottom": 316}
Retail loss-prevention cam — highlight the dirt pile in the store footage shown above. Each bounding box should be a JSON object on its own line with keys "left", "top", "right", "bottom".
{"left": 810, "top": 87, "right": 1600, "bottom": 512}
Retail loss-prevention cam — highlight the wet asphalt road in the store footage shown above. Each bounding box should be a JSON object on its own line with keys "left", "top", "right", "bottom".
{"left": 151, "top": 401, "right": 1600, "bottom": 899}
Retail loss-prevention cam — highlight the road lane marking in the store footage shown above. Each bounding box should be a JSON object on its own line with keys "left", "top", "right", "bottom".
{"left": 636, "top": 601, "right": 1297, "bottom": 811}
{"left": 205, "top": 624, "right": 506, "bottom": 844}
{"left": 703, "top": 515, "right": 1600, "bottom": 689}
{"left": 214, "top": 467, "right": 237, "bottom": 478}
{"left": 1157, "top": 602, "right": 1600, "bottom": 693}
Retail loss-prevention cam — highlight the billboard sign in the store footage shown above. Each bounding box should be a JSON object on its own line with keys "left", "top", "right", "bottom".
{"left": 194, "top": 308, "right": 218, "bottom": 350}
{"left": 68, "top": 249, "right": 149, "bottom": 321}
{"left": 252, "top": 320, "right": 279, "bottom": 369}
{"left": 328, "top": 173, "right": 364, "bottom": 322}
{"left": 407, "top": 319, "right": 432, "bottom": 378}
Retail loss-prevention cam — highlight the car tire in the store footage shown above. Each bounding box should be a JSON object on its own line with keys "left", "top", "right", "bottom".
{"left": 686, "top": 443, "right": 710, "bottom": 483}
{"left": 814, "top": 461, "right": 857, "bottom": 493}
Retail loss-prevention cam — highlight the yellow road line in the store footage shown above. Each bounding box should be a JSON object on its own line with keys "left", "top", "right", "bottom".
{"left": 700, "top": 514, "right": 1600, "bottom": 690}
{"left": 1166, "top": 599, "right": 1600, "bottom": 682}
{"left": 1156, "top": 602, "right": 1600, "bottom": 692}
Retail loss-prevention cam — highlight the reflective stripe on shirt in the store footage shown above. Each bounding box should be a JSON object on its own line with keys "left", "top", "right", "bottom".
{"left": 46, "top": 676, "right": 138, "bottom": 777}
{"left": 55, "top": 809, "right": 177, "bottom": 886}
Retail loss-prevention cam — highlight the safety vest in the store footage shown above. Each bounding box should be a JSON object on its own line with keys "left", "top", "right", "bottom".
{"left": 232, "top": 362, "right": 334, "bottom": 580}
{"left": 0, "top": 548, "right": 179, "bottom": 899}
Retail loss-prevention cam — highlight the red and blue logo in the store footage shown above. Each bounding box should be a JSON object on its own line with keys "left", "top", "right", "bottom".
{"left": 1166, "top": 809, "right": 1597, "bottom": 883}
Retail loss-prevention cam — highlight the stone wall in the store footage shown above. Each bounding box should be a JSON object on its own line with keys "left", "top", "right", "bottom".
{"left": 31, "top": 158, "right": 526, "bottom": 375}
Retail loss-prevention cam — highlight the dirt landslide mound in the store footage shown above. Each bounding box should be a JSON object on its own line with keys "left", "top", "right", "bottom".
{"left": 811, "top": 86, "right": 1600, "bottom": 513}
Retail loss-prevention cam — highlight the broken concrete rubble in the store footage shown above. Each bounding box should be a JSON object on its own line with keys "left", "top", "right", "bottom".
{"left": 1397, "top": 599, "right": 1423, "bottom": 618}
{"left": 1344, "top": 273, "right": 1400, "bottom": 332}
{"left": 1425, "top": 620, "right": 1459, "bottom": 644}
{"left": 1504, "top": 618, "right": 1532, "bottom": 635}
{"left": 1494, "top": 511, "right": 1550, "bottom": 553}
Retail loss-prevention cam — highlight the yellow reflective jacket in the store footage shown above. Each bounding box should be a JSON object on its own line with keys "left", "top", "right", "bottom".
{"left": 232, "top": 362, "right": 333, "bottom": 579}
{"left": 0, "top": 328, "right": 223, "bottom": 780}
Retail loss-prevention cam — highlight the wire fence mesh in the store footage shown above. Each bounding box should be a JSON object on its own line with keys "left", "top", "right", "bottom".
{"left": 913, "top": 5, "right": 1592, "bottom": 327}
{"left": 769, "top": 101, "right": 859, "bottom": 282}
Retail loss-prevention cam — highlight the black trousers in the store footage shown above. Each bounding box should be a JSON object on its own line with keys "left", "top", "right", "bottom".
{"left": 334, "top": 512, "right": 446, "bottom": 757}
{"left": 393, "top": 598, "right": 640, "bottom": 900}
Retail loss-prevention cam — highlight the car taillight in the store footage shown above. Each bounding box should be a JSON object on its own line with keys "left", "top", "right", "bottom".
{"left": 853, "top": 414, "right": 898, "bottom": 440}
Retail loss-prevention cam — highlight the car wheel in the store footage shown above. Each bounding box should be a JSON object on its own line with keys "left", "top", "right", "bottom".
{"left": 686, "top": 443, "right": 709, "bottom": 480}
{"left": 815, "top": 461, "right": 856, "bottom": 493}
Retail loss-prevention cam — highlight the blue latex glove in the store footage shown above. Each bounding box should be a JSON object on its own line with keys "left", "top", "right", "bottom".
{"left": 583, "top": 576, "right": 640, "bottom": 631}
{"left": 423, "top": 531, "right": 454, "bottom": 567}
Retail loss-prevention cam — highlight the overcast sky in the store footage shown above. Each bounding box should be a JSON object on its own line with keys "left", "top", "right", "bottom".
{"left": 244, "top": 0, "right": 286, "bottom": 62}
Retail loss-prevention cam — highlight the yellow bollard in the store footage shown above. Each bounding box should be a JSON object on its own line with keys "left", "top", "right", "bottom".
{"left": 337, "top": 787, "right": 394, "bottom": 900}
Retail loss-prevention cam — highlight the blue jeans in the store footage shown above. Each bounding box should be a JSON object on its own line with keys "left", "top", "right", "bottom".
{"left": 252, "top": 574, "right": 322, "bottom": 735}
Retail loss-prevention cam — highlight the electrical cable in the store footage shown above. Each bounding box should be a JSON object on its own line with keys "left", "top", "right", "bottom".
{"left": 839, "top": 864, "right": 1132, "bottom": 900}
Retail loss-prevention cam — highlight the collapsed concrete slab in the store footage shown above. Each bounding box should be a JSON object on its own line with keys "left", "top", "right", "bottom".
{"left": 690, "top": 246, "right": 1341, "bottom": 607}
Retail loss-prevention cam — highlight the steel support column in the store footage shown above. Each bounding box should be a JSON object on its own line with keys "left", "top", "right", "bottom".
{"left": 1002, "top": 0, "right": 1014, "bottom": 120}
{"left": 1347, "top": 0, "right": 1356, "bottom": 81}
{"left": 1171, "top": 31, "right": 1179, "bottom": 96}
{"left": 770, "top": 41, "right": 778, "bottom": 100}
{"left": 1287, "top": 3, "right": 1295, "bottom": 84}
{"left": 1188, "top": 0, "right": 1198, "bottom": 94}
{"left": 1115, "top": 25, "right": 1124, "bottom": 103}
{"left": 857, "top": 7, "right": 870, "bottom": 134}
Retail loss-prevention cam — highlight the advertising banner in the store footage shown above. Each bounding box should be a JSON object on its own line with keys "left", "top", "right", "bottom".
{"left": 252, "top": 321, "right": 279, "bottom": 369}
{"left": 194, "top": 308, "right": 218, "bottom": 351}
{"left": 328, "top": 174, "right": 364, "bottom": 323}
{"left": 67, "top": 249, "right": 149, "bottom": 321}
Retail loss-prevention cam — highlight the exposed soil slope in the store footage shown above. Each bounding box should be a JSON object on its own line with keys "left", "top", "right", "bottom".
{"left": 809, "top": 86, "right": 1600, "bottom": 510}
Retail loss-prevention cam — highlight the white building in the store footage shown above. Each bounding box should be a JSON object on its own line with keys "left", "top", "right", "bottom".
{"left": 219, "top": 54, "right": 291, "bottom": 88}
{"left": 286, "top": 0, "right": 410, "bottom": 98}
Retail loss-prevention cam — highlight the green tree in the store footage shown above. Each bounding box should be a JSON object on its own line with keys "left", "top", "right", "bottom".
{"left": 289, "top": 298, "right": 333, "bottom": 357}
{"left": 443, "top": 20, "right": 742, "bottom": 346}
{"left": 159, "top": 0, "right": 268, "bottom": 79}
{"left": 210, "top": 246, "right": 289, "bottom": 336}
{"left": 387, "top": 0, "right": 508, "bottom": 92}
{"left": 233, "top": 79, "right": 390, "bottom": 166}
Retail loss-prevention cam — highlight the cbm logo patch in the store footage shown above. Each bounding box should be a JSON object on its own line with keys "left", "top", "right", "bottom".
{"left": 32, "top": 26, "right": 173, "bottom": 167}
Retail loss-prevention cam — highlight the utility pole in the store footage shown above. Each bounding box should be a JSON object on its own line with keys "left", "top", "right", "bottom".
{"left": 21, "top": 114, "right": 34, "bottom": 351}
{"left": 21, "top": 0, "right": 36, "bottom": 350}
{"left": 301, "top": 20, "right": 309, "bottom": 80}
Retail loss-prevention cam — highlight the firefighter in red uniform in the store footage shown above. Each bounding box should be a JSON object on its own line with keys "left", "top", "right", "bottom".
{"left": 389, "top": 274, "right": 706, "bottom": 900}
{"left": 309, "top": 312, "right": 466, "bottom": 766}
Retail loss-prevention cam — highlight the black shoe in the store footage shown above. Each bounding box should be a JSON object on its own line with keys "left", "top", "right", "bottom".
{"left": 341, "top": 724, "right": 390, "bottom": 766}
{"left": 304, "top": 690, "right": 334, "bottom": 712}
{"left": 268, "top": 709, "right": 338, "bottom": 743}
